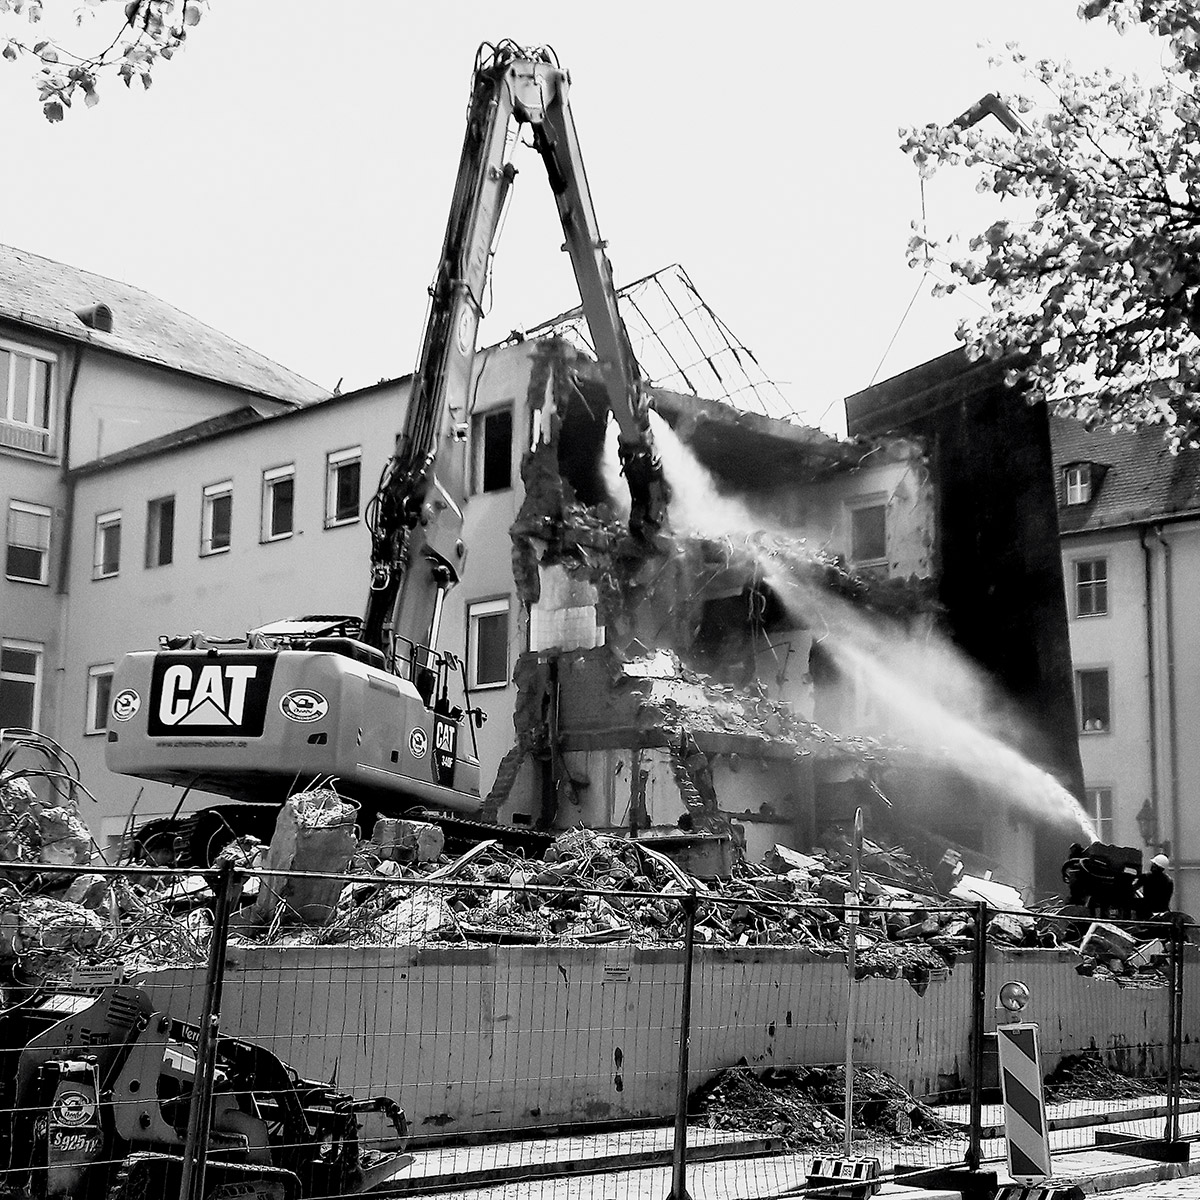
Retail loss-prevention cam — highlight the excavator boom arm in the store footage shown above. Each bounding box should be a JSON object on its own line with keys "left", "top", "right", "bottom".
{"left": 363, "top": 42, "right": 663, "bottom": 659}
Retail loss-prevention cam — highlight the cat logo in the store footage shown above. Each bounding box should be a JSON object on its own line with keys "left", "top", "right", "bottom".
{"left": 432, "top": 712, "right": 457, "bottom": 787}
{"left": 147, "top": 653, "right": 275, "bottom": 738}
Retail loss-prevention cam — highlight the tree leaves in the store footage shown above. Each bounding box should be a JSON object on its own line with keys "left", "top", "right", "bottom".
{"left": 901, "top": 16, "right": 1200, "bottom": 448}
{"left": 0, "top": 0, "right": 203, "bottom": 117}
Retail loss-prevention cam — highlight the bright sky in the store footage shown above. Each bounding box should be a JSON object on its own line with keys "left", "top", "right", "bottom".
{"left": 0, "top": 1, "right": 1170, "bottom": 433}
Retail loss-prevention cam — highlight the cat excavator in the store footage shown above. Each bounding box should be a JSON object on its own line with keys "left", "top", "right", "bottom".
{"left": 104, "top": 41, "right": 662, "bottom": 861}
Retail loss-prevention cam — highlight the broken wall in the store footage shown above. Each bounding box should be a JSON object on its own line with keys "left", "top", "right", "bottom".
{"left": 490, "top": 339, "right": 947, "bottom": 859}
{"left": 786, "top": 441, "right": 935, "bottom": 581}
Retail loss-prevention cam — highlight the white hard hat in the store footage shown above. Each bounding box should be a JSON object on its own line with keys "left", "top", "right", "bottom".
{"left": 1151, "top": 854, "right": 1171, "bottom": 869}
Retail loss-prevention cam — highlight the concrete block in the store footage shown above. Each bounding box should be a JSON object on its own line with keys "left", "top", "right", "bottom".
{"left": 1081, "top": 921, "right": 1140, "bottom": 962}
{"left": 372, "top": 818, "right": 445, "bottom": 864}
{"left": 252, "top": 790, "right": 358, "bottom": 926}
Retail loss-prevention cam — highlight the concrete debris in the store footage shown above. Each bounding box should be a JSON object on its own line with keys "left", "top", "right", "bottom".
{"left": 950, "top": 874, "right": 1024, "bottom": 911}
{"left": 0, "top": 894, "right": 104, "bottom": 957}
{"left": 250, "top": 788, "right": 358, "bottom": 927}
{"left": 1079, "top": 920, "right": 1141, "bottom": 963}
{"left": 0, "top": 772, "right": 92, "bottom": 868}
{"left": 374, "top": 892, "right": 457, "bottom": 941}
{"left": 371, "top": 818, "right": 445, "bottom": 865}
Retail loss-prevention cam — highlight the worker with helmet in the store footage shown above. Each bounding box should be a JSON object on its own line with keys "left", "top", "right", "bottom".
{"left": 1136, "top": 853, "right": 1174, "bottom": 919}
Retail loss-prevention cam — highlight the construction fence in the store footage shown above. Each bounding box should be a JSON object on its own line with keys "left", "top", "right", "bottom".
{"left": 0, "top": 860, "right": 1195, "bottom": 1200}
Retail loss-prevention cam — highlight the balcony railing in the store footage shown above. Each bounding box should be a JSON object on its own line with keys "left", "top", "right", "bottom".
{"left": 0, "top": 419, "right": 53, "bottom": 456}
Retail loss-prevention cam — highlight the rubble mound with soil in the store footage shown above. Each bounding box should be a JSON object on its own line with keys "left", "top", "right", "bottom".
{"left": 691, "top": 1062, "right": 962, "bottom": 1147}
{"left": 1044, "top": 1052, "right": 1160, "bottom": 1103}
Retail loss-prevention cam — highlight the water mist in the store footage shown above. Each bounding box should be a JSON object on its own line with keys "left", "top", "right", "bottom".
{"left": 645, "top": 410, "right": 1096, "bottom": 844}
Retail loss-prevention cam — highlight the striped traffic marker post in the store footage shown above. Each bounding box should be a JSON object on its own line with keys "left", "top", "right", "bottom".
{"left": 996, "top": 1020, "right": 1052, "bottom": 1183}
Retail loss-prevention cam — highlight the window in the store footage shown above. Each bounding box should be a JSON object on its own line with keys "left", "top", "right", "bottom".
{"left": 1075, "top": 558, "right": 1108, "bottom": 617}
{"left": 850, "top": 502, "right": 887, "bottom": 564}
{"left": 325, "top": 447, "right": 361, "bottom": 526}
{"left": 1064, "top": 463, "right": 1093, "bottom": 505}
{"left": 0, "top": 640, "right": 41, "bottom": 731}
{"left": 471, "top": 407, "right": 513, "bottom": 493}
{"left": 202, "top": 481, "right": 232, "bottom": 555}
{"left": 5, "top": 500, "right": 51, "bottom": 584}
{"left": 1085, "top": 786, "right": 1114, "bottom": 844}
{"left": 86, "top": 664, "right": 114, "bottom": 735}
{"left": 0, "top": 340, "right": 55, "bottom": 456}
{"left": 261, "top": 464, "right": 295, "bottom": 541}
{"left": 1076, "top": 668, "right": 1111, "bottom": 733}
{"left": 145, "top": 495, "right": 175, "bottom": 568}
{"left": 468, "top": 597, "right": 510, "bottom": 689}
{"left": 93, "top": 510, "right": 121, "bottom": 579}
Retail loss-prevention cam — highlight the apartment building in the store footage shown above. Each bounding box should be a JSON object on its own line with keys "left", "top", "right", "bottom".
{"left": 1051, "top": 415, "right": 1200, "bottom": 913}
{"left": 0, "top": 244, "right": 326, "bottom": 762}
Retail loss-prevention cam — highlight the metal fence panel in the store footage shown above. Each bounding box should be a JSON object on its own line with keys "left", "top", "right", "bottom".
{"left": 1, "top": 860, "right": 1193, "bottom": 1200}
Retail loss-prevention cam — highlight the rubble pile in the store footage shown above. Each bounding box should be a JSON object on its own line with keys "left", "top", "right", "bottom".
{"left": 691, "top": 1062, "right": 960, "bottom": 1147}
{"left": 0, "top": 772, "right": 212, "bottom": 992}
{"left": 1044, "top": 1052, "right": 1162, "bottom": 1103}
{"left": 261, "top": 821, "right": 982, "bottom": 989}
{"left": 0, "top": 773, "right": 92, "bottom": 868}
{"left": 0, "top": 776, "right": 1180, "bottom": 997}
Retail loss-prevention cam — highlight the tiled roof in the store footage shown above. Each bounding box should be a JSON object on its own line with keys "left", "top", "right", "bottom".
{"left": 1049, "top": 415, "right": 1200, "bottom": 532}
{"left": 0, "top": 244, "right": 329, "bottom": 406}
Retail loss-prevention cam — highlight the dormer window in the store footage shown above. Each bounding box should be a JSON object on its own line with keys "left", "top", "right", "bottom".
{"left": 1064, "top": 463, "right": 1093, "bottom": 506}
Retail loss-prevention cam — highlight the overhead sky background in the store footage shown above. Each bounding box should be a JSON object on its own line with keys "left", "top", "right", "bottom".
{"left": 0, "top": 2, "right": 1169, "bottom": 433}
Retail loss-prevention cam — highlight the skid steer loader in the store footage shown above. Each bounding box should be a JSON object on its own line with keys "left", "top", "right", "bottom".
{"left": 0, "top": 984, "right": 409, "bottom": 1200}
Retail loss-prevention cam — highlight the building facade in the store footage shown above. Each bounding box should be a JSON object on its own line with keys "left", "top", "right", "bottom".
{"left": 0, "top": 244, "right": 326, "bottom": 774}
{"left": 845, "top": 351, "right": 1088, "bottom": 895}
{"left": 1051, "top": 415, "right": 1200, "bottom": 913}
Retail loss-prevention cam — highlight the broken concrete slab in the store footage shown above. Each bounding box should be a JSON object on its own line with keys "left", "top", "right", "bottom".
{"left": 372, "top": 818, "right": 445, "bottom": 865}
{"left": 251, "top": 788, "right": 359, "bottom": 927}
{"left": 1081, "top": 921, "right": 1141, "bottom": 963}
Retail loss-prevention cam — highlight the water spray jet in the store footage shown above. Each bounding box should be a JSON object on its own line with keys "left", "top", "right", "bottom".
{"left": 648, "top": 411, "right": 1097, "bottom": 847}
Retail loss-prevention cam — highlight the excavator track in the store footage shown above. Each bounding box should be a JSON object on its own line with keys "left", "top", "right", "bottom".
{"left": 106, "top": 1152, "right": 300, "bottom": 1200}
{"left": 404, "top": 808, "right": 554, "bottom": 856}
{"left": 132, "top": 803, "right": 552, "bottom": 867}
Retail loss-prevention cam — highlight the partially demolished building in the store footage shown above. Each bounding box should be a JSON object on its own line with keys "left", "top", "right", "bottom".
{"left": 17, "top": 258, "right": 1085, "bottom": 895}
{"left": 481, "top": 338, "right": 938, "bottom": 868}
